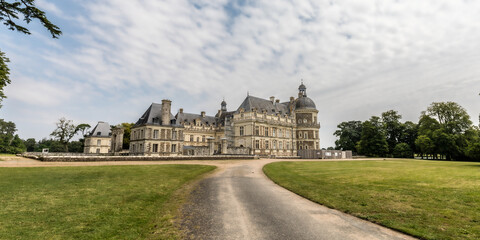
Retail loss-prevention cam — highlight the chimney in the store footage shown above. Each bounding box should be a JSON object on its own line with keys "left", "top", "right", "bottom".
{"left": 290, "top": 96, "right": 295, "bottom": 102}
{"left": 270, "top": 96, "right": 275, "bottom": 103}
{"left": 275, "top": 99, "right": 280, "bottom": 103}
{"left": 161, "top": 99, "right": 171, "bottom": 126}
{"left": 179, "top": 108, "right": 183, "bottom": 113}
{"left": 201, "top": 111, "right": 206, "bottom": 117}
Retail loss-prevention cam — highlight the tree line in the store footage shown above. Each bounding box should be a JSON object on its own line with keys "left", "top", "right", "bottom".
{"left": 334, "top": 101, "right": 480, "bottom": 161}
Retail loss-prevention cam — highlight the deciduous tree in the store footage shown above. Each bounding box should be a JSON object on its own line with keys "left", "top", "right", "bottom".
{"left": 50, "top": 117, "right": 80, "bottom": 152}
{"left": 357, "top": 116, "right": 388, "bottom": 157}
{"left": 333, "top": 120, "right": 362, "bottom": 152}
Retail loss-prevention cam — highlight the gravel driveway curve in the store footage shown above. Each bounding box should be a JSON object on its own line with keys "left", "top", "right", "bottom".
{"left": 181, "top": 159, "right": 415, "bottom": 240}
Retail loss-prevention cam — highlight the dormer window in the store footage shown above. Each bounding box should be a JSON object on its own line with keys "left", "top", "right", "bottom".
{"left": 97, "top": 132, "right": 101, "bottom": 136}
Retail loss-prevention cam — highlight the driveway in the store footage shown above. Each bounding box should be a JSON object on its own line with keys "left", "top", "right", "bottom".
{"left": 181, "top": 159, "right": 415, "bottom": 240}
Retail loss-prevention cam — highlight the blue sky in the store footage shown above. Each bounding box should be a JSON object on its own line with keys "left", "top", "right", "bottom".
{"left": 1, "top": 0, "right": 479, "bottom": 147}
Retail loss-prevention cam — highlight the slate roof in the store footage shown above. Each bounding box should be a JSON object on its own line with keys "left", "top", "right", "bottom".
{"left": 236, "top": 95, "right": 291, "bottom": 115}
{"left": 295, "top": 96, "right": 317, "bottom": 110}
{"left": 89, "top": 121, "right": 111, "bottom": 137}
{"left": 134, "top": 103, "right": 175, "bottom": 126}
{"left": 176, "top": 112, "right": 216, "bottom": 126}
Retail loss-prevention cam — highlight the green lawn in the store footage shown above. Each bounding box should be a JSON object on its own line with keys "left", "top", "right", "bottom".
{"left": 0, "top": 164, "right": 215, "bottom": 239}
{"left": 264, "top": 160, "right": 480, "bottom": 240}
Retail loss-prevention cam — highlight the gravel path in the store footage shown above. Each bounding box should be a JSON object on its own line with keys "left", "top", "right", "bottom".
{"left": 181, "top": 159, "right": 415, "bottom": 240}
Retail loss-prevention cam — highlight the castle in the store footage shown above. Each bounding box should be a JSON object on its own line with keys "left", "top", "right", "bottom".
{"left": 85, "top": 83, "right": 321, "bottom": 157}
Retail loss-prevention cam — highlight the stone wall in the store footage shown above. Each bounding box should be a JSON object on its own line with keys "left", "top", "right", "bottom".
{"left": 26, "top": 155, "right": 256, "bottom": 162}
{"left": 297, "top": 149, "right": 353, "bottom": 159}
{"left": 226, "top": 147, "right": 250, "bottom": 155}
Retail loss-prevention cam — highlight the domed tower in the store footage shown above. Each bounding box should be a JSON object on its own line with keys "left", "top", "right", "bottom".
{"left": 294, "top": 82, "right": 320, "bottom": 150}
{"left": 221, "top": 99, "right": 227, "bottom": 112}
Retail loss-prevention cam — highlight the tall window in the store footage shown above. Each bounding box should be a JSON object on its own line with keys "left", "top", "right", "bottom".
{"left": 272, "top": 128, "right": 276, "bottom": 137}
{"left": 190, "top": 135, "right": 194, "bottom": 141}
{"left": 304, "top": 132, "right": 308, "bottom": 139}
{"left": 255, "top": 126, "right": 259, "bottom": 135}
{"left": 153, "top": 130, "right": 159, "bottom": 139}
{"left": 197, "top": 137, "right": 200, "bottom": 142}
{"left": 152, "top": 144, "right": 158, "bottom": 152}
{"left": 255, "top": 140, "right": 260, "bottom": 149}
{"left": 171, "top": 144, "right": 176, "bottom": 152}
{"left": 202, "top": 135, "right": 206, "bottom": 142}
{"left": 265, "top": 127, "right": 269, "bottom": 137}
{"left": 239, "top": 126, "right": 244, "bottom": 136}
{"left": 265, "top": 140, "right": 269, "bottom": 149}
{"left": 273, "top": 140, "right": 276, "bottom": 149}
{"left": 97, "top": 140, "right": 101, "bottom": 146}
{"left": 279, "top": 141, "right": 283, "bottom": 149}
{"left": 278, "top": 129, "right": 283, "bottom": 138}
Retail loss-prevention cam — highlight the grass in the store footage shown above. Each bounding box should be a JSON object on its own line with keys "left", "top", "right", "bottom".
{"left": 263, "top": 160, "right": 480, "bottom": 240}
{"left": 0, "top": 164, "right": 215, "bottom": 239}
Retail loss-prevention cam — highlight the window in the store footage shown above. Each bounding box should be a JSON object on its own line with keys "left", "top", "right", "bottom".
{"left": 278, "top": 129, "right": 283, "bottom": 138}
{"left": 304, "top": 132, "right": 308, "bottom": 139}
{"left": 197, "top": 137, "right": 200, "bottom": 142}
{"left": 172, "top": 131, "right": 177, "bottom": 140}
{"left": 286, "top": 130, "right": 290, "bottom": 138}
{"left": 97, "top": 132, "right": 101, "bottom": 136}
{"left": 265, "top": 127, "right": 269, "bottom": 137}
{"left": 265, "top": 140, "right": 269, "bottom": 149}
{"left": 96, "top": 148, "right": 100, "bottom": 153}
{"left": 255, "top": 126, "right": 259, "bottom": 135}
{"left": 171, "top": 144, "right": 176, "bottom": 152}
{"left": 153, "top": 144, "right": 158, "bottom": 152}
{"left": 190, "top": 135, "right": 194, "bottom": 141}
{"left": 305, "top": 146, "right": 308, "bottom": 149}
{"left": 255, "top": 140, "right": 259, "bottom": 149}
{"left": 273, "top": 140, "right": 276, "bottom": 149}
{"left": 153, "top": 130, "right": 159, "bottom": 139}
{"left": 279, "top": 141, "right": 283, "bottom": 149}
{"left": 139, "top": 144, "right": 143, "bottom": 152}
{"left": 286, "top": 142, "right": 290, "bottom": 150}
{"left": 239, "top": 126, "right": 244, "bottom": 136}
{"left": 202, "top": 136, "right": 206, "bottom": 142}
{"left": 272, "top": 128, "right": 276, "bottom": 137}
{"left": 97, "top": 140, "right": 101, "bottom": 146}
{"left": 140, "top": 130, "right": 144, "bottom": 138}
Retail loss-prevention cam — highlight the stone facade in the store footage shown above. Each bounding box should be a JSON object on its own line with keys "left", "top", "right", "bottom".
{"left": 84, "top": 121, "right": 112, "bottom": 154}
{"left": 129, "top": 83, "right": 321, "bottom": 156}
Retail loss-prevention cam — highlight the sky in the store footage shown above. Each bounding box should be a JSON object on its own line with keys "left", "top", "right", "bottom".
{"left": 1, "top": 0, "right": 479, "bottom": 148}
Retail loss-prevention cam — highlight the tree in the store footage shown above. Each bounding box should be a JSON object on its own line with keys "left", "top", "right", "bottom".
{"left": 0, "top": 51, "right": 10, "bottom": 107}
{"left": 357, "top": 116, "right": 388, "bottom": 157}
{"left": 399, "top": 121, "right": 418, "bottom": 153}
{"left": 381, "top": 110, "right": 403, "bottom": 154}
{"left": 415, "top": 135, "right": 434, "bottom": 159}
{"left": 75, "top": 124, "right": 91, "bottom": 137}
{"left": 23, "top": 138, "right": 36, "bottom": 152}
{"left": 50, "top": 117, "right": 80, "bottom": 152}
{"left": 333, "top": 121, "right": 363, "bottom": 152}
{"left": 120, "top": 123, "right": 134, "bottom": 149}
{"left": 393, "top": 143, "right": 413, "bottom": 158}
{"left": 1, "top": 0, "right": 61, "bottom": 106}
{"left": 0, "top": 119, "right": 25, "bottom": 153}
{"left": 425, "top": 102, "right": 472, "bottom": 134}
